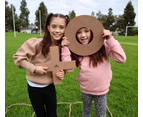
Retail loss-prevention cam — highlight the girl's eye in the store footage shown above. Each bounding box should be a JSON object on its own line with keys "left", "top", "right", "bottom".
{"left": 85, "top": 29, "right": 90, "bottom": 32}
{"left": 77, "top": 31, "right": 81, "bottom": 34}
{"left": 51, "top": 25, "right": 56, "bottom": 28}
{"left": 60, "top": 26, "right": 65, "bottom": 29}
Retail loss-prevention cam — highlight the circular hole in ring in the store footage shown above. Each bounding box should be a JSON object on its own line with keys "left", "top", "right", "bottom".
{"left": 75, "top": 27, "right": 94, "bottom": 45}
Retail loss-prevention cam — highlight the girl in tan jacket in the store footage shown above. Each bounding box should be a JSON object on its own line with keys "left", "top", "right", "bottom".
{"left": 13, "top": 13, "right": 70, "bottom": 117}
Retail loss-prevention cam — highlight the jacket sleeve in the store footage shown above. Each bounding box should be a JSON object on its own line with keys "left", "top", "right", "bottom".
{"left": 105, "top": 36, "right": 126, "bottom": 63}
{"left": 13, "top": 38, "right": 39, "bottom": 73}
{"left": 61, "top": 47, "right": 74, "bottom": 72}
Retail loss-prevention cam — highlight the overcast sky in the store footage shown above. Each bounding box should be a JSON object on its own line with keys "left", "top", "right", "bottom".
{"left": 7, "top": 0, "right": 138, "bottom": 25}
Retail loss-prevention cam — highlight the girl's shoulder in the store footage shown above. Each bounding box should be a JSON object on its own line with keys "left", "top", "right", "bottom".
{"left": 24, "top": 37, "right": 43, "bottom": 47}
{"left": 18, "top": 37, "right": 43, "bottom": 51}
{"left": 26, "top": 37, "right": 43, "bottom": 44}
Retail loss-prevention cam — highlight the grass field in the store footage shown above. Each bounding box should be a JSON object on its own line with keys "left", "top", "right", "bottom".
{"left": 5, "top": 32, "right": 138, "bottom": 117}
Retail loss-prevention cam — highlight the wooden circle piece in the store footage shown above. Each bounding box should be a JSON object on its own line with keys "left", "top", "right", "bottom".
{"left": 64, "top": 15, "right": 104, "bottom": 56}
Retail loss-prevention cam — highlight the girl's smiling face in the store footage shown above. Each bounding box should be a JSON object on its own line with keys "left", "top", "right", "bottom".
{"left": 48, "top": 17, "right": 66, "bottom": 41}
{"left": 76, "top": 27, "right": 92, "bottom": 45}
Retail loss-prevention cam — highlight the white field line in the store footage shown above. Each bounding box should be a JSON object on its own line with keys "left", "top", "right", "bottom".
{"left": 119, "top": 42, "right": 138, "bottom": 46}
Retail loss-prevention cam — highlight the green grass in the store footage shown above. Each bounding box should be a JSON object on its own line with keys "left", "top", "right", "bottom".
{"left": 5, "top": 33, "right": 138, "bottom": 117}
{"left": 114, "top": 36, "right": 138, "bottom": 43}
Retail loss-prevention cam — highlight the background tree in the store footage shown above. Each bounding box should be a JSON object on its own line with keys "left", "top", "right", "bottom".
{"left": 95, "top": 11, "right": 107, "bottom": 27}
{"left": 122, "top": 1, "right": 136, "bottom": 35}
{"left": 105, "top": 8, "right": 115, "bottom": 31}
{"left": 91, "top": 11, "right": 95, "bottom": 17}
{"left": 5, "top": 0, "right": 12, "bottom": 31}
{"left": 5, "top": 1, "right": 21, "bottom": 32}
{"left": 35, "top": 2, "right": 48, "bottom": 30}
{"left": 14, "top": 12, "right": 21, "bottom": 32}
{"left": 69, "top": 10, "right": 76, "bottom": 19}
{"left": 113, "top": 15, "right": 125, "bottom": 35}
{"left": 19, "top": 0, "right": 30, "bottom": 28}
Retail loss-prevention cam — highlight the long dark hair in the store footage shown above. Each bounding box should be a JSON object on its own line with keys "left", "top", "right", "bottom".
{"left": 41, "top": 13, "right": 70, "bottom": 57}
{"left": 71, "top": 45, "right": 107, "bottom": 67}
{"left": 72, "top": 29, "right": 108, "bottom": 67}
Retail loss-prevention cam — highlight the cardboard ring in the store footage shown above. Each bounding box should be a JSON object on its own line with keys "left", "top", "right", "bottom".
{"left": 64, "top": 15, "right": 104, "bottom": 56}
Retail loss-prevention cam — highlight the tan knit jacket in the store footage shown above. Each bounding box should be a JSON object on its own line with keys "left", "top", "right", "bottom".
{"left": 13, "top": 38, "right": 54, "bottom": 84}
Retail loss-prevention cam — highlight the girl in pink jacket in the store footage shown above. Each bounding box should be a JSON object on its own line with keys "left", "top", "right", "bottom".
{"left": 61, "top": 27, "right": 126, "bottom": 117}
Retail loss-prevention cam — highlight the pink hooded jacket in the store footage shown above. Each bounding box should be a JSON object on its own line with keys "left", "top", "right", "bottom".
{"left": 61, "top": 37, "right": 126, "bottom": 95}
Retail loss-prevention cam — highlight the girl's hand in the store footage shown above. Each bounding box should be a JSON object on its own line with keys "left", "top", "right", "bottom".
{"left": 61, "top": 37, "right": 70, "bottom": 47}
{"left": 56, "top": 70, "right": 65, "bottom": 80}
{"left": 102, "top": 29, "right": 112, "bottom": 40}
{"left": 34, "top": 66, "right": 48, "bottom": 75}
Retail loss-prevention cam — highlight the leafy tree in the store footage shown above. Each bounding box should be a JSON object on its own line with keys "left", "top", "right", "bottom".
{"left": 113, "top": 15, "right": 125, "bottom": 35}
{"left": 5, "top": 1, "right": 21, "bottom": 32}
{"left": 122, "top": 1, "right": 136, "bottom": 35}
{"left": 35, "top": 2, "right": 48, "bottom": 30}
{"left": 105, "top": 8, "right": 115, "bottom": 31}
{"left": 19, "top": 0, "right": 30, "bottom": 28}
{"left": 69, "top": 10, "right": 76, "bottom": 19}
{"left": 96, "top": 8, "right": 115, "bottom": 31}
{"left": 123, "top": 1, "right": 136, "bottom": 26}
{"left": 91, "top": 11, "right": 95, "bottom": 17}
{"left": 14, "top": 12, "right": 21, "bottom": 32}
{"left": 5, "top": 0, "right": 12, "bottom": 31}
{"left": 95, "top": 11, "right": 107, "bottom": 27}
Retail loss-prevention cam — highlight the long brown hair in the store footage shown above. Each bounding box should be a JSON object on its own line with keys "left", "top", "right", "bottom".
{"left": 41, "top": 13, "right": 70, "bottom": 57}
{"left": 71, "top": 45, "right": 107, "bottom": 67}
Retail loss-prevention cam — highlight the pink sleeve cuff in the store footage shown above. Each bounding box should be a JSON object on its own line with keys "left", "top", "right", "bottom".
{"left": 61, "top": 47, "right": 71, "bottom": 55}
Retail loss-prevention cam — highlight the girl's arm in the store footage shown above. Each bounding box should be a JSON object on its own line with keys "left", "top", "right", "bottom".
{"left": 61, "top": 37, "right": 74, "bottom": 72}
{"left": 13, "top": 38, "right": 48, "bottom": 74}
{"left": 102, "top": 29, "right": 126, "bottom": 63}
